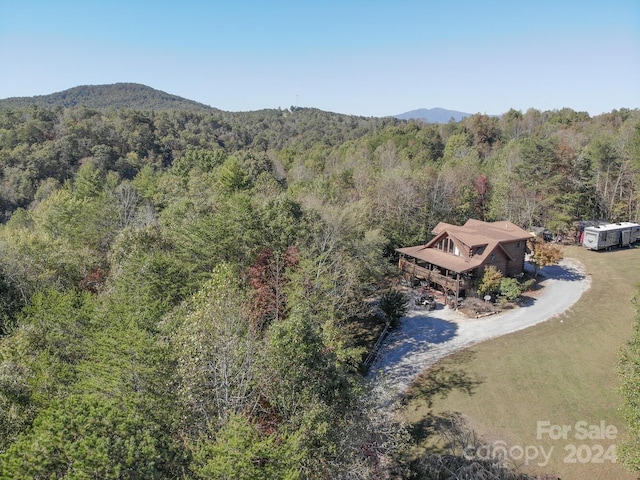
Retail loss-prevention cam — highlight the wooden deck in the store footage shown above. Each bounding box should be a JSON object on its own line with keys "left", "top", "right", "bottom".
{"left": 398, "top": 257, "right": 470, "bottom": 292}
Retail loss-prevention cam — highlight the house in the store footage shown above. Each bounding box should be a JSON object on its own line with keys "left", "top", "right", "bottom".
{"left": 396, "top": 219, "right": 533, "bottom": 304}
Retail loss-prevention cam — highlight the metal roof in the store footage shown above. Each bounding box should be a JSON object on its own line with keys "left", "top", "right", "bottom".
{"left": 396, "top": 219, "right": 533, "bottom": 274}
{"left": 584, "top": 222, "right": 640, "bottom": 232}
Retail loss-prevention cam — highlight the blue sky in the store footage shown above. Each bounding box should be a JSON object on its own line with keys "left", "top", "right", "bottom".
{"left": 1, "top": 0, "right": 639, "bottom": 116}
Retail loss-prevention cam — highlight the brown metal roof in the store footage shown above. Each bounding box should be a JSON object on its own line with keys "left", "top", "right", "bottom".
{"left": 396, "top": 244, "right": 486, "bottom": 273}
{"left": 396, "top": 219, "right": 533, "bottom": 274}
{"left": 462, "top": 219, "right": 532, "bottom": 242}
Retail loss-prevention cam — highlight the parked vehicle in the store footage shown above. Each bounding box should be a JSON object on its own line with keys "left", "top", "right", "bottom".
{"left": 581, "top": 222, "right": 640, "bottom": 250}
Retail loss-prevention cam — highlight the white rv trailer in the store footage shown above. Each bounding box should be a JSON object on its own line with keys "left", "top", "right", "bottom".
{"left": 582, "top": 222, "right": 640, "bottom": 250}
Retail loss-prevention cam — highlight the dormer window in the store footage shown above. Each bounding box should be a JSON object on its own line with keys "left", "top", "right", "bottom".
{"left": 436, "top": 237, "right": 461, "bottom": 256}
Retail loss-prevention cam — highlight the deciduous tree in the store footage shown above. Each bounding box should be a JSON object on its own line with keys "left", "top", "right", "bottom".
{"left": 528, "top": 237, "right": 563, "bottom": 277}
{"left": 173, "top": 264, "right": 260, "bottom": 434}
{"left": 477, "top": 265, "right": 503, "bottom": 296}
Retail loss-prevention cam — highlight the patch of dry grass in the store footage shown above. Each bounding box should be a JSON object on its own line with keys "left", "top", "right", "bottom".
{"left": 402, "top": 245, "right": 640, "bottom": 479}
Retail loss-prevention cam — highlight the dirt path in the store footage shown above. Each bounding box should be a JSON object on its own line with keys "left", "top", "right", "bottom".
{"left": 368, "top": 259, "right": 591, "bottom": 396}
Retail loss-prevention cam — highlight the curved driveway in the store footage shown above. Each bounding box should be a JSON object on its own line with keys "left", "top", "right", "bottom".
{"left": 368, "top": 259, "right": 591, "bottom": 396}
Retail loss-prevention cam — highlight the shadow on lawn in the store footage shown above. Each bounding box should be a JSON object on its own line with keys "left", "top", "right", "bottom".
{"left": 408, "top": 412, "right": 476, "bottom": 455}
{"left": 406, "top": 413, "right": 557, "bottom": 479}
{"left": 402, "top": 349, "right": 482, "bottom": 416}
{"left": 400, "top": 350, "right": 481, "bottom": 451}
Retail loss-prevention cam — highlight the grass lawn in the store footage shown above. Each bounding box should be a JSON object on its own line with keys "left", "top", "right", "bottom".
{"left": 402, "top": 245, "right": 640, "bottom": 479}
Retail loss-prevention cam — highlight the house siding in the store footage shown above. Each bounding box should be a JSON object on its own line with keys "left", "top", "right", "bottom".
{"left": 482, "top": 250, "right": 508, "bottom": 277}
{"left": 503, "top": 241, "right": 526, "bottom": 276}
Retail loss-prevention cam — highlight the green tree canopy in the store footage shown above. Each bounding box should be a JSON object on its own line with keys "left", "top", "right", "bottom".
{"left": 0, "top": 393, "right": 167, "bottom": 479}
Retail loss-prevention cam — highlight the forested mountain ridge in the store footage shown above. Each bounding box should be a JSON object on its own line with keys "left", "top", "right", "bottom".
{"left": 394, "top": 107, "right": 473, "bottom": 123}
{"left": 0, "top": 97, "right": 639, "bottom": 478}
{"left": 0, "top": 83, "right": 215, "bottom": 111}
{"left": 1, "top": 83, "right": 468, "bottom": 123}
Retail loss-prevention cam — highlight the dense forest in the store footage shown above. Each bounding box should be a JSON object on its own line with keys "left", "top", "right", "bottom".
{"left": 0, "top": 87, "right": 639, "bottom": 478}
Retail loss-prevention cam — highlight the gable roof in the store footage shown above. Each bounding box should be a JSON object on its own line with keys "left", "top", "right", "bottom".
{"left": 396, "top": 219, "right": 532, "bottom": 274}
{"left": 431, "top": 219, "right": 532, "bottom": 245}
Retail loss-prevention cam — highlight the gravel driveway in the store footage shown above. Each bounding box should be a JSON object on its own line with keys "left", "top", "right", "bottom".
{"left": 368, "top": 259, "right": 591, "bottom": 396}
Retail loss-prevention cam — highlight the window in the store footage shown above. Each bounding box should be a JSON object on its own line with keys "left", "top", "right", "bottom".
{"left": 435, "top": 236, "right": 461, "bottom": 256}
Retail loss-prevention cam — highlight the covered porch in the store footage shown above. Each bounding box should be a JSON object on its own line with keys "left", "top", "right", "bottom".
{"left": 398, "top": 256, "right": 472, "bottom": 308}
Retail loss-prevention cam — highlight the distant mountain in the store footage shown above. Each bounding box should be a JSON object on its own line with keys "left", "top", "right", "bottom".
{"left": 394, "top": 108, "right": 472, "bottom": 123}
{"left": 0, "top": 85, "right": 477, "bottom": 121}
{"left": 0, "top": 83, "right": 215, "bottom": 111}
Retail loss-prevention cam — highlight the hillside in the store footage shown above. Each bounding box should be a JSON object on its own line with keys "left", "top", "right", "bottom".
{"left": 0, "top": 83, "right": 215, "bottom": 111}
{"left": 0, "top": 92, "right": 638, "bottom": 478}
{"left": 1, "top": 84, "right": 478, "bottom": 123}
{"left": 394, "top": 107, "right": 472, "bottom": 123}
{"left": 0, "top": 84, "right": 400, "bottom": 152}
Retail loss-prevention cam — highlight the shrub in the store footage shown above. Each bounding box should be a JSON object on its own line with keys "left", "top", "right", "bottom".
{"left": 499, "top": 277, "right": 522, "bottom": 301}
{"left": 379, "top": 290, "right": 409, "bottom": 328}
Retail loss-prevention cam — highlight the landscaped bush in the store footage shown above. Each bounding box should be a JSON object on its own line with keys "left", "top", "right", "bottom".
{"left": 379, "top": 289, "right": 409, "bottom": 328}
{"left": 499, "top": 277, "right": 522, "bottom": 301}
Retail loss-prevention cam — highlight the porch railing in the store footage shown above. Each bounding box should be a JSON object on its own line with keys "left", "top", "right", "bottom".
{"left": 398, "top": 257, "right": 470, "bottom": 291}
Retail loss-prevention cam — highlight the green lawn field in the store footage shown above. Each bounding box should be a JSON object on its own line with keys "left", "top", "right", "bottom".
{"left": 403, "top": 245, "right": 640, "bottom": 479}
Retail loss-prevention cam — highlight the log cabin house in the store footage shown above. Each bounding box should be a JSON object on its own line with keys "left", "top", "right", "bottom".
{"left": 396, "top": 219, "right": 533, "bottom": 306}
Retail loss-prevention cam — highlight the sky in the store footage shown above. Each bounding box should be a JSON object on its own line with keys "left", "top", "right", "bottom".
{"left": 1, "top": 0, "right": 639, "bottom": 117}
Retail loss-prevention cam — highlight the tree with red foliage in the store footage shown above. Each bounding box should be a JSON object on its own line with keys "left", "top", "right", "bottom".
{"left": 474, "top": 174, "right": 490, "bottom": 220}
{"left": 248, "top": 246, "right": 299, "bottom": 331}
{"left": 78, "top": 268, "right": 105, "bottom": 294}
